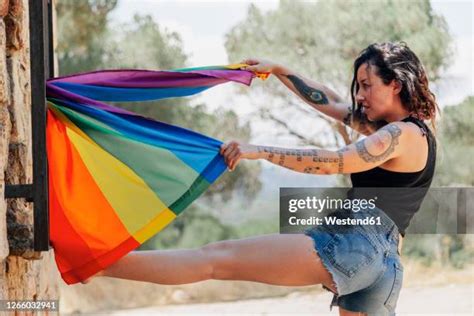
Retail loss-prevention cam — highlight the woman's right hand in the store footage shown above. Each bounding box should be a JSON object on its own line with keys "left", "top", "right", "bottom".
{"left": 240, "top": 58, "right": 280, "bottom": 74}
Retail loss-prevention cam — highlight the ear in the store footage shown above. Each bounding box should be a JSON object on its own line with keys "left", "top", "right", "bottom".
{"left": 391, "top": 80, "right": 402, "bottom": 95}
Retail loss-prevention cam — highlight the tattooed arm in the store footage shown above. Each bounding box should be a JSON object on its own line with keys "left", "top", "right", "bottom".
{"left": 274, "top": 67, "right": 384, "bottom": 136}
{"left": 220, "top": 122, "right": 405, "bottom": 174}
{"left": 241, "top": 59, "right": 381, "bottom": 135}
{"left": 243, "top": 59, "right": 346, "bottom": 118}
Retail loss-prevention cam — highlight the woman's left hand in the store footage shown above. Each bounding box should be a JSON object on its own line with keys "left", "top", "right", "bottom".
{"left": 220, "top": 141, "right": 260, "bottom": 171}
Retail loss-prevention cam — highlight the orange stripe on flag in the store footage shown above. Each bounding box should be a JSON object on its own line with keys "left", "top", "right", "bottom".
{"left": 47, "top": 109, "right": 133, "bottom": 258}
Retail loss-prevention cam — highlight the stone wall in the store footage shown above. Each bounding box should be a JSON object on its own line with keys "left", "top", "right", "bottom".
{"left": 0, "top": 0, "right": 58, "bottom": 302}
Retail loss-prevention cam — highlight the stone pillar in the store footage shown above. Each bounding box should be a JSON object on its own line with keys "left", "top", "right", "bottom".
{"left": 0, "top": 0, "right": 58, "bottom": 303}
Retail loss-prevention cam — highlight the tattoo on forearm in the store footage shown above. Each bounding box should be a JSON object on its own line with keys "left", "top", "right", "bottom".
{"left": 285, "top": 75, "right": 329, "bottom": 105}
{"left": 356, "top": 124, "right": 402, "bottom": 163}
{"left": 258, "top": 147, "right": 318, "bottom": 157}
{"left": 257, "top": 146, "right": 345, "bottom": 174}
{"left": 279, "top": 154, "right": 285, "bottom": 166}
{"left": 268, "top": 153, "right": 274, "bottom": 162}
{"left": 304, "top": 166, "right": 319, "bottom": 173}
{"left": 337, "top": 149, "right": 345, "bottom": 173}
{"left": 312, "top": 156, "right": 339, "bottom": 163}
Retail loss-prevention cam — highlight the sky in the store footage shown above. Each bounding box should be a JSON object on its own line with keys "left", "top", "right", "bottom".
{"left": 110, "top": 0, "right": 473, "bottom": 110}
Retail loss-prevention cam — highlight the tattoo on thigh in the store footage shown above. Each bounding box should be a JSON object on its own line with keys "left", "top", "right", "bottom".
{"left": 286, "top": 75, "right": 329, "bottom": 105}
{"left": 356, "top": 124, "right": 402, "bottom": 162}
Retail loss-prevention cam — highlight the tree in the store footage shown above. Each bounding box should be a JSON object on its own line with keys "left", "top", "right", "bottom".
{"left": 225, "top": 0, "right": 452, "bottom": 153}
{"left": 434, "top": 96, "right": 474, "bottom": 186}
{"left": 56, "top": 0, "right": 118, "bottom": 75}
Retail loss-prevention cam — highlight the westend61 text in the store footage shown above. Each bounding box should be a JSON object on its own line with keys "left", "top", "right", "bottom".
{"left": 288, "top": 216, "right": 382, "bottom": 226}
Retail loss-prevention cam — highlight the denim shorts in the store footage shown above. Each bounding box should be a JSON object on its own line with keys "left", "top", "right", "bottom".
{"left": 304, "top": 206, "right": 404, "bottom": 316}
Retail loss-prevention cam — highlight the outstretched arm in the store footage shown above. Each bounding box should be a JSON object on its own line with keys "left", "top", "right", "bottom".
{"left": 221, "top": 122, "right": 405, "bottom": 174}
{"left": 242, "top": 59, "right": 381, "bottom": 135}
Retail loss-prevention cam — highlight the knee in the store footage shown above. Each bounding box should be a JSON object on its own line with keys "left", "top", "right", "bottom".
{"left": 200, "top": 240, "right": 236, "bottom": 280}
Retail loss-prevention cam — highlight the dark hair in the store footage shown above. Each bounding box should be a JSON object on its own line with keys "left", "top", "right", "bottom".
{"left": 350, "top": 42, "right": 439, "bottom": 131}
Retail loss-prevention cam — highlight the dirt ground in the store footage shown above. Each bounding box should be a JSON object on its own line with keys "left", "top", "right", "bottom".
{"left": 106, "top": 283, "right": 473, "bottom": 316}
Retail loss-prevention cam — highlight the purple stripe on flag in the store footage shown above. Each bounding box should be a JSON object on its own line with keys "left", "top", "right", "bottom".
{"left": 48, "top": 69, "right": 254, "bottom": 88}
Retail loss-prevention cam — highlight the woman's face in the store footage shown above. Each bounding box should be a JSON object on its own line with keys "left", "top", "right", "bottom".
{"left": 355, "top": 63, "right": 400, "bottom": 121}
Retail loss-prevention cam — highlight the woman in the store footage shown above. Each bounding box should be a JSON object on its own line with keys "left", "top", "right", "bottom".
{"left": 90, "top": 42, "right": 437, "bottom": 316}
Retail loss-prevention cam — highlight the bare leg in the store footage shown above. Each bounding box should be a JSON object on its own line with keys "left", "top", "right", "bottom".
{"left": 98, "top": 233, "right": 337, "bottom": 291}
{"left": 101, "top": 247, "right": 213, "bottom": 284}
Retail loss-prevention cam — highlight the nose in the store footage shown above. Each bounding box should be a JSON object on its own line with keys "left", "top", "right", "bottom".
{"left": 355, "top": 89, "right": 365, "bottom": 103}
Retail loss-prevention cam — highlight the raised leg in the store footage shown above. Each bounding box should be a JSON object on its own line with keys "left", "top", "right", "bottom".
{"left": 98, "top": 233, "right": 337, "bottom": 291}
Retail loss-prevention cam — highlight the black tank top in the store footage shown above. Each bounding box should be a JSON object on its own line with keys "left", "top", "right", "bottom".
{"left": 350, "top": 116, "right": 437, "bottom": 236}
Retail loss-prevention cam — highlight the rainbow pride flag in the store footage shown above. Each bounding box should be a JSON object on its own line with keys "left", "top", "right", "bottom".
{"left": 46, "top": 65, "right": 264, "bottom": 284}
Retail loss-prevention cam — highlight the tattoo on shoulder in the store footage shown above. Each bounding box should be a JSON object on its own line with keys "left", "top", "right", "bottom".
{"left": 355, "top": 124, "right": 402, "bottom": 163}
{"left": 285, "top": 75, "right": 329, "bottom": 105}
